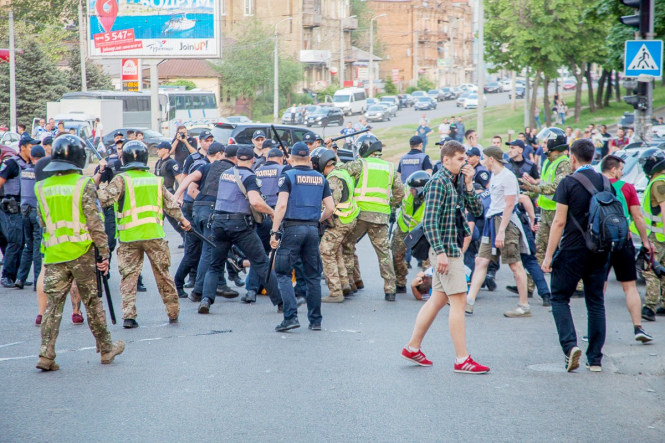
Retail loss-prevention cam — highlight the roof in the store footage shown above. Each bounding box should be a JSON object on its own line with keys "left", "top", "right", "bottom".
{"left": 350, "top": 46, "right": 383, "bottom": 63}
{"left": 141, "top": 59, "right": 222, "bottom": 79}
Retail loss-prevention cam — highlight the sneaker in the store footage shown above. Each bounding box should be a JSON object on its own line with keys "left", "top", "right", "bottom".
{"left": 14, "top": 280, "right": 25, "bottom": 289}
{"left": 585, "top": 362, "right": 602, "bottom": 372}
{"left": 216, "top": 285, "right": 239, "bottom": 299}
{"left": 401, "top": 347, "right": 433, "bottom": 367}
{"left": 184, "top": 279, "right": 195, "bottom": 289}
{"left": 198, "top": 298, "right": 211, "bottom": 314}
{"left": 72, "top": 313, "right": 84, "bottom": 325}
{"left": 485, "top": 276, "right": 497, "bottom": 291}
{"left": 635, "top": 327, "right": 654, "bottom": 343}
{"left": 1, "top": 277, "right": 14, "bottom": 288}
{"left": 642, "top": 306, "right": 656, "bottom": 322}
{"left": 465, "top": 303, "right": 474, "bottom": 315}
{"left": 541, "top": 293, "right": 551, "bottom": 307}
{"left": 308, "top": 323, "right": 322, "bottom": 331}
{"left": 565, "top": 346, "right": 582, "bottom": 372}
{"left": 505, "top": 285, "right": 533, "bottom": 298}
{"left": 189, "top": 291, "right": 202, "bottom": 303}
{"left": 296, "top": 296, "right": 306, "bottom": 307}
{"left": 35, "top": 314, "right": 42, "bottom": 326}
{"left": 454, "top": 355, "right": 489, "bottom": 374}
{"left": 101, "top": 340, "right": 125, "bottom": 364}
{"left": 582, "top": 335, "right": 588, "bottom": 342}
{"left": 232, "top": 276, "right": 245, "bottom": 288}
{"left": 504, "top": 305, "right": 531, "bottom": 318}
{"left": 275, "top": 318, "right": 300, "bottom": 332}
{"left": 177, "top": 287, "right": 188, "bottom": 298}
{"left": 241, "top": 290, "right": 257, "bottom": 304}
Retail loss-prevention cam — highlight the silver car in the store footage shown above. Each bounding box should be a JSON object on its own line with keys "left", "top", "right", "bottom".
{"left": 379, "top": 97, "right": 398, "bottom": 116}
{"left": 364, "top": 105, "right": 391, "bottom": 122}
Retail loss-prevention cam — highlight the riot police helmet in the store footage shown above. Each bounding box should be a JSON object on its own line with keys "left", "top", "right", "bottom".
{"left": 406, "top": 170, "right": 430, "bottom": 197}
{"left": 121, "top": 140, "right": 150, "bottom": 171}
{"left": 310, "top": 147, "right": 337, "bottom": 174}
{"left": 536, "top": 127, "right": 568, "bottom": 152}
{"left": 43, "top": 135, "right": 87, "bottom": 173}
{"left": 355, "top": 134, "right": 382, "bottom": 158}
{"left": 640, "top": 149, "right": 665, "bottom": 177}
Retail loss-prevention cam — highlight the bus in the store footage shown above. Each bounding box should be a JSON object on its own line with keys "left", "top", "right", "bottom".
{"left": 60, "top": 89, "right": 220, "bottom": 137}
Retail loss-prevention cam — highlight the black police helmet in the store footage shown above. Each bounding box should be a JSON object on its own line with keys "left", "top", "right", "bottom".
{"left": 640, "top": 149, "right": 665, "bottom": 177}
{"left": 406, "top": 171, "right": 430, "bottom": 196}
{"left": 43, "top": 135, "right": 87, "bottom": 173}
{"left": 355, "top": 134, "right": 382, "bottom": 158}
{"left": 310, "top": 147, "right": 337, "bottom": 174}
{"left": 536, "top": 127, "right": 568, "bottom": 152}
{"left": 121, "top": 140, "right": 150, "bottom": 171}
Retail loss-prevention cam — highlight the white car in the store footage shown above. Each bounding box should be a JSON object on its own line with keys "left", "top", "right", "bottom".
{"left": 457, "top": 83, "right": 478, "bottom": 93}
{"left": 464, "top": 93, "right": 487, "bottom": 109}
{"left": 0, "top": 131, "right": 20, "bottom": 150}
{"left": 411, "top": 91, "right": 428, "bottom": 99}
{"left": 500, "top": 80, "right": 513, "bottom": 92}
{"left": 652, "top": 125, "right": 665, "bottom": 138}
{"left": 456, "top": 92, "right": 470, "bottom": 108}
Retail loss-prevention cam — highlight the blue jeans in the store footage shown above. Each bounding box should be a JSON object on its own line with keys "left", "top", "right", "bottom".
{"left": 559, "top": 113, "right": 565, "bottom": 125}
{"left": 0, "top": 209, "right": 23, "bottom": 280}
{"left": 17, "top": 207, "right": 41, "bottom": 283}
{"left": 174, "top": 201, "right": 199, "bottom": 289}
{"left": 274, "top": 225, "right": 322, "bottom": 325}
{"left": 550, "top": 248, "right": 609, "bottom": 366}
{"left": 202, "top": 217, "right": 280, "bottom": 305}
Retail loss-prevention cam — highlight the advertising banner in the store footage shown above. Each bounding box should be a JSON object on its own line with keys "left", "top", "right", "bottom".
{"left": 121, "top": 58, "right": 141, "bottom": 91}
{"left": 88, "top": 0, "right": 220, "bottom": 59}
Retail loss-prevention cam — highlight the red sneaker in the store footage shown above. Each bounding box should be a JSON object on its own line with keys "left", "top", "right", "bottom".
{"left": 454, "top": 355, "right": 489, "bottom": 374}
{"left": 35, "top": 315, "right": 42, "bottom": 326}
{"left": 72, "top": 313, "right": 84, "bottom": 325}
{"left": 401, "top": 347, "right": 433, "bottom": 367}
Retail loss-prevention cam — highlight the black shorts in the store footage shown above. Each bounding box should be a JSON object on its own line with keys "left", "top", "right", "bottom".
{"left": 606, "top": 242, "right": 637, "bottom": 282}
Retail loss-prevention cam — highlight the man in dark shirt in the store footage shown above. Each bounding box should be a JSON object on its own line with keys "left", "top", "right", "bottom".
{"left": 397, "top": 136, "right": 433, "bottom": 182}
{"left": 250, "top": 130, "right": 267, "bottom": 170}
{"left": 182, "top": 130, "right": 213, "bottom": 179}
{"left": 542, "top": 139, "right": 612, "bottom": 373}
{"left": 154, "top": 142, "right": 184, "bottom": 243}
{"left": 466, "top": 147, "right": 490, "bottom": 189}
{"left": 506, "top": 140, "right": 539, "bottom": 180}
{"left": 170, "top": 125, "right": 198, "bottom": 169}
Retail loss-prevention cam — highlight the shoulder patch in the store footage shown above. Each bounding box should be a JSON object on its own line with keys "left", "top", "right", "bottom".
{"left": 278, "top": 177, "right": 285, "bottom": 188}
{"left": 255, "top": 178, "right": 262, "bottom": 187}
{"left": 173, "top": 163, "right": 180, "bottom": 172}
{"left": 656, "top": 184, "right": 665, "bottom": 196}
{"left": 479, "top": 172, "right": 489, "bottom": 181}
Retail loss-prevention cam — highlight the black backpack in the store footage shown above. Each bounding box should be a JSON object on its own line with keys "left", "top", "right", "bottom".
{"left": 404, "top": 224, "right": 431, "bottom": 261}
{"left": 569, "top": 172, "right": 628, "bottom": 253}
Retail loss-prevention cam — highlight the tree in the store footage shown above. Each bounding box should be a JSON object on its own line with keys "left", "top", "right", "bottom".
{"left": 417, "top": 77, "right": 436, "bottom": 92}
{"left": 163, "top": 80, "right": 198, "bottom": 90}
{"left": 384, "top": 77, "right": 397, "bottom": 94}
{"left": 0, "top": 39, "right": 68, "bottom": 125}
{"left": 67, "top": 46, "right": 113, "bottom": 91}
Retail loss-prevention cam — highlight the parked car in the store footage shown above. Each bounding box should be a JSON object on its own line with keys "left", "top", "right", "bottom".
{"left": 562, "top": 79, "right": 577, "bottom": 91}
{"left": 440, "top": 87, "right": 456, "bottom": 100}
{"left": 457, "top": 83, "right": 478, "bottom": 93}
{"left": 464, "top": 93, "right": 487, "bottom": 109}
{"left": 281, "top": 110, "right": 304, "bottom": 125}
{"left": 484, "top": 82, "right": 503, "bottom": 93}
{"left": 500, "top": 80, "right": 513, "bottom": 92}
{"left": 456, "top": 92, "right": 470, "bottom": 107}
{"left": 226, "top": 116, "right": 252, "bottom": 124}
{"left": 0, "top": 131, "right": 20, "bottom": 150}
{"left": 414, "top": 97, "right": 437, "bottom": 110}
{"left": 210, "top": 123, "right": 354, "bottom": 162}
{"left": 366, "top": 98, "right": 379, "bottom": 107}
{"left": 618, "top": 112, "right": 660, "bottom": 129}
{"left": 427, "top": 89, "right": 444, "bottom": 102}
{"left": 508, "top": 86, "right": 525, "bottom": 99}
{"left": 364, "top": 105, "right": 391, "bottom": 122}
{"left": 0, "top": 144, "right": 17, "bottom": 163}
{"left": 63, "top": 121, "right": 94, "bottom": 143}
{"left": 186, "top": 124, "right": 214, "bottom": 138}
{"left": 101, "top": 127, "right": 171, "bottom": 154}
{"left": 379, "top": 96, "right": 399, "bottom": 116}
{"left": 305, "top": 107, "right": 345, "bottom": 127}
{"left": 411, "top": 90, "right": 428, "bottom": 99}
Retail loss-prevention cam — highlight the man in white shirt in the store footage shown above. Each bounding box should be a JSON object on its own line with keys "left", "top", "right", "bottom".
{"left": 465, "top": 146, "right": 531, "bottom": 318}
{"left": 438, "top": 118, "right": 450, "bottom": 140}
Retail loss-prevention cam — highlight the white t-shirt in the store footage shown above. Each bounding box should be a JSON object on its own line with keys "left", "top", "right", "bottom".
{"left": 438, "top": 123, "right": 450, "bottom": 135}
{"left": 487, "top": 167, "right": 519, "bottom": 217}
{"left": 95, "top": 122, "right": 104, "bottom": 136}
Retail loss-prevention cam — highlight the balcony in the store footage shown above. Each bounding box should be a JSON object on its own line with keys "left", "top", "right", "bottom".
{"left": 303, "top": 0, "right": 322, "bottom": 28}
{"left": 343, "top": 17, "right": 358, "bottom": 30}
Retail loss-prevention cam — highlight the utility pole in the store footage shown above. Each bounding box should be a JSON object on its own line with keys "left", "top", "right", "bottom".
{"left": 449, "top": 28, "right": 454, "bottom": 87}
{"left": 273, "top": 17, "right": 292, "bottom": 123}
{"left": 149, "top": 60, "right": 159, "bottom": 132}
{"left": 524, "top": 68, "right": 530, "bottom": 128}
{"left": 78, "top": 1, "right": 87, "bottom": 91}
{"left": 340, "top": 14, "right": 357, "bottom": 88}
{"left": 510, "top": 70, "right": 516, "bottom": 111}
{"left": 9, "top": 10, "right": 16, "bottom": 132}
{"left": 476, "top": 0, "right": 484, "bottom": 139}
{"left": 368, "top": 14, "right": 386, "bottom": 98}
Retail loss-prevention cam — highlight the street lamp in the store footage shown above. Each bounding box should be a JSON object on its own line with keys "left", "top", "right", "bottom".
{"left": 340, "top": 15, "right": 357, "bottom": 87}
{"left": 368, "top": 14, "right": 386, "bottom": 98}
{"left": 273, "top": 17, "right": 293, "bottom": 123}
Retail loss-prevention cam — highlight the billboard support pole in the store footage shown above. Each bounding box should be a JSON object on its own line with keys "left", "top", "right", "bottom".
{"left": 79, "top": 1, "right": 87, "bottom": 92}
{"left": 9, "top": 10, "right": 16, "bottom": 132}
{"left": 149, "top": 60, "right": 160, "bottom": 132}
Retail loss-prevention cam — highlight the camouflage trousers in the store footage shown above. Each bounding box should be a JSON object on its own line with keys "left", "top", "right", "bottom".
{"left": 644, "top": 234, "right": 665, "bottom": 311}
{"left": 321, "top": 218, "right": 356, "bottom": 297}
{"left": 40, "top": 248, "right": 112, "bottom": 360}
{"left": 118, "top": 239, "right": 179, "bottom": 320}
{"left": 343, "top": 219, "right": 396, "bottom": 294}
{"left": 391, "top": 228, "right": 410, "bottom": 287}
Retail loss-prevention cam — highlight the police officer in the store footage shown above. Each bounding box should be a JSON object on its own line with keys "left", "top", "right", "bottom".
{"left": 0, "top": 136, "right": 38, "bottom": 287}
{"left": 505, "top": 139, "right": 539, "bottom": 181}
{"left": 466, "top": 147, "right": 490, "bottom": 189}
{"left": 96, "top": 140, "right": 192, "bottom": 328}
{"left": 198, "top": 146, "right": 282, "bottom": 314}
{"left": 302, "top": 132, "right": 317, "bottom": 153}
{"left": 392, "top": 171, "right": 429, "bottom": 293}
{"left": 15, "top": 145, "right": 46, "bottom": 289}
{"left": 108, "top": 131, "right": 123, "bottom": 150}
{"left": 341, "top": 134, "right": 405, "bottom": 301}
{"left": 251, "top": 130, "right": 268, "bottom": 170}
{"left": 397, "top": 136, "right": 433, "bottom": 183}
{"left": 154, "top": 141, "right": 185, "bottom": 241}
{"left": 270, "top": 142, "right": 335, "bottom": 331}
{"left": 35, "top": 135, "right": 123, "bottom": 371}
{"left": 637, "top": 151, "right": 665, "bottom": 321}
{"left": 182, "top": 130, "right": 213, "bottom": 180}
{"left": 311, "top": 147, "right": 359, "bottom": 303}
{"left": 432, "top": 137, "right": 453, "bottom": 174}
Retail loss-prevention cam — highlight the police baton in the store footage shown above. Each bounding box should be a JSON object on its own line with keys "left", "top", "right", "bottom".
{"left": 270, "top": 125, "right": 290, "bottom": 159}
{"left": 329, "top": 128, "right": 371, "bottom": 143}
{"left": 181, "top": 223, "right": 216, "bottom": 248}
{"left": 94, "top": 247, "right": 116, "bottom": 325}
{"left": 86, "top": 139, "right": 104, "bottom": 161}
{"left": 266, "top": 231, "right": 282, "bottom": 285}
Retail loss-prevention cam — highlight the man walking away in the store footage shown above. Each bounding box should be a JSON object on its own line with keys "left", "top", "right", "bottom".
{"left": 542, "top": 139, "right": 613, "bottom": 372}
{"left": 401, "top": 140, "right": 489, "bottom": 374}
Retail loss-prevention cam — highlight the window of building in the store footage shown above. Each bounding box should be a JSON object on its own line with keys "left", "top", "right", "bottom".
{"left": 244, "top": 0, "right": 254, "bottom": 16}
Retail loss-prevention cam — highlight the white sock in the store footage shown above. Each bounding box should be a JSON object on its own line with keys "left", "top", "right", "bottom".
{"left": 456, "top": 355, "right": 469, "bottom": 364}
{"left": 407, "top": 345, "right": 419, "bottom": 353}
{"left": 519, "top": 303, "right": 530, "bottom": 309}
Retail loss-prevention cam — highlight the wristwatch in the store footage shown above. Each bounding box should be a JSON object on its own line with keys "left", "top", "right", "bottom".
{"left": 270, "top": 230, "right": 281, "bottom": 236}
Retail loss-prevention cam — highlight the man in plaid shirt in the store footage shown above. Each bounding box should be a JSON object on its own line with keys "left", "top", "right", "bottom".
{"left": 401, "top": 140, "right": 490, "bottom": 374}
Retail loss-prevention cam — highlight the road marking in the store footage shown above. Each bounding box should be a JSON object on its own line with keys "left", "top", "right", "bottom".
{"left": 0, "top": 341, "right": 25, "bottom": 348}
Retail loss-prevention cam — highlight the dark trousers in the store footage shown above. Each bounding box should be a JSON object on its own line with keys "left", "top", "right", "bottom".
{"left": 550, "top": 248, "right": 610, "bottom": 366}
{"left": 275, "top": 225, "right": 322, "bottom": 324}
{"left": 0, "top": 209, "right": 23, "bottom": 280}
{"left": 520, "top": 218, "right": 550, "bottom": 296}
{"left": 103, "top": 207, "right": 117, "bottom": 256}
{"left": 202, "top": 218, "right": 280, "bottom": 305}
{"left": 174, "top": 202, "right": 199, "bottom": 289}
{"left": 193, "top": 204, "right": 219, "bottom": 293}
{"left": 245, "top": 217, "right": 271, "bottom": 292}
{"left": 17, "top": 207, "right": 41, "bottom": 283}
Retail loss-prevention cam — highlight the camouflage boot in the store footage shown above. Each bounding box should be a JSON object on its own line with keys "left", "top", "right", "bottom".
{"left": 36, "top": 357, "right": 59, "bottom": 371}
{"left": 101, "top": 340, "right": 125, "bottom": 365}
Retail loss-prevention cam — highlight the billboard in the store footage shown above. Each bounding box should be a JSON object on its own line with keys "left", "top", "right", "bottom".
{"left": 87, "top": 0, "right": 220, "bottom": 59}
{"left": 121, "top": 59, "right": 141, "bottom": 91}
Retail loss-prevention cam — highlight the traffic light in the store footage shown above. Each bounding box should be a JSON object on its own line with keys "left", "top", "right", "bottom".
{"left": 620, "top": 0, "right": 651, "bottom": 38}
{"left": 623, "top": 81, "right": 648, "bottom": 111}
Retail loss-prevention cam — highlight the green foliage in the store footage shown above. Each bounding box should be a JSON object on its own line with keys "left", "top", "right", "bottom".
{"left": 417, "top": 77, "right": 436, "bottom": 92}
{"left": 316, "top": 84, "right": 340, "bottom": 103}
{"left": 384, "top": 77, "right": 398, "bottom": 94}
{"left": 67, "top": 47, "right": 114, "bottom": 91}
{"left": 163, "top": 80, "right": 198, "bottom": 90}
{"left": 0, "top": 39, "right": 68, "bottom": 125}
{"left": 405, "top": 86, "right": 418, "bottom": 94}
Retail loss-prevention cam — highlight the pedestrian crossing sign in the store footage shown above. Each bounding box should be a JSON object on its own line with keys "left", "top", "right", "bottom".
{"left": 624, "top": 40, "right": 663, "bottom": 78}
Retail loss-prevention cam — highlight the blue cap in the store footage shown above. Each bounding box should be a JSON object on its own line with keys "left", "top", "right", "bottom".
{"left": 208, "top": 142, "right": 225, "bottom": 155}
{"left": 237, "top": 146, "right": 255, "bottom": 161}
{"left": 267, "top": 148, "right": 284, "bottom": 158}
{"left": 156, "top": 141, "right": 171, "bottom": 150}
{"left": 410, "top": 135, "right": 423, "bottom": 146}
{"left": 302, "top": 132, "right": 316, "bottom": 143}
{"left": 30, "top": 145, "right": 46, "bottom": 158}
{"left": 291, "top": 141, "right": 310, "bottom": 156}
{"left": 19, "top": 137, "right": 41, "bottom": 147}
{"left": 262, "top": 138, "right": 276, "bottom": 150}
{"left": 466, "top": 147, "right": 481, "bottom": 157}
{"left": 114, "top": 131, "right": 123, "bottom": 137}
{"left": 224, "top": 144, "right": 239, "bottom": 158}
{"left": 506, "top": 139, "right": 526, "bottom": 149}
{"left": 42, "top": 136, "right": 53, "bottom": 146}
{"left": 315, "top": 133, "right": 324, "bottom": 142}
{"left": 199, "top": 130, "right": 213, "bottom": 140}
{"left": 252, "top": 130, "right": 266, "bottom": 140}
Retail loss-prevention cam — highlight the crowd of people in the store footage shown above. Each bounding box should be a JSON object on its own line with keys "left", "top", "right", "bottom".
{"left": 2, "top": 111, "right": 662, "bottom": 375}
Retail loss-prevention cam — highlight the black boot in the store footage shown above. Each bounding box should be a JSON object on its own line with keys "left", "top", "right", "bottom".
{"left": 123, "top": 319, "right": 139, "bottom": 329}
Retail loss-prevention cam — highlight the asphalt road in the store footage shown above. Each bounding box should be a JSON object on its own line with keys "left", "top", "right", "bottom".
{"left": 1, "top": 224, "right": 664, "bottom": 442}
